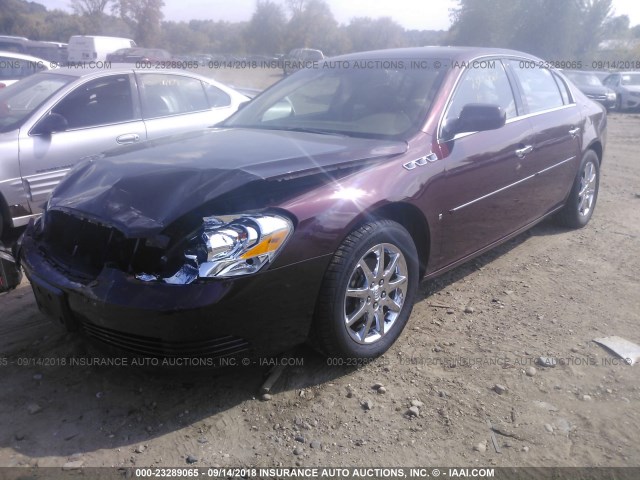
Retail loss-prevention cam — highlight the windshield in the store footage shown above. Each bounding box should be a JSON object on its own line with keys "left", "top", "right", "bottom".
{"left": 621, "top": 73, "right": 640, "bottom": 86}
{"left": 0, "top": 72, "right": 73, "bottom": 132}
{"left": 565, "top": 71, "right": 602, "bottom": 87}
{"left": 223, "top": 60, "right": 447, "bottom": 140}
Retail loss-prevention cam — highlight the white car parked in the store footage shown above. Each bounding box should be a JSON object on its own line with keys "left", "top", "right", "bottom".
{"left": 0, "top": 51, "right": 54, "bottom": 88}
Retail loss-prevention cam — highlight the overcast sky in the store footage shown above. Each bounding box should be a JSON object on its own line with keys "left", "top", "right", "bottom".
{"left": 40, "top": 0, "right": 640, "bottom": 30}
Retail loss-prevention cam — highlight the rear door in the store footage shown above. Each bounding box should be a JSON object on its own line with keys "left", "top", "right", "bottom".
{"left": 506, "top": 60, "right": 582, "bottom": 222}
{"left": 18, "top": 73, "right": 146, "bottom": 212}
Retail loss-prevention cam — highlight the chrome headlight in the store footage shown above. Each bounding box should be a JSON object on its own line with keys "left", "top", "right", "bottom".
{"left": 196, "top": 214, "right": 293, "bottom": 278}
{"left": 137, "top": 213, "right": 294, "bottom": 284}
{"left": 606, "top": 91, "right": 616, "bottom": 101}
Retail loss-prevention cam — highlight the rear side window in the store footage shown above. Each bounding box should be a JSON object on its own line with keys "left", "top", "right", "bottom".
{"left": 508, "top": 61, "right": 564, "bottom": 113}
{"left": 0, "top": 56, "right": 45, "bottom": 80}
{"left": 205, "top": 84, "right": 231, "bottom": 108}
{"left": 553, "top": 74, "right": 572, "bottom": 105}
{"left": 140, "top": 74, "right": 210, "bottom": 119}
{"left": 52, "top": 74, "right": 135, "bottom": 129}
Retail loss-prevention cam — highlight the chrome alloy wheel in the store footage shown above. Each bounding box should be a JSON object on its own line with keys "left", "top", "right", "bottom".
{"left": 343, "top": 243, "right": 408, "bottom": 344}
{"left": 578, "top": 160, "right": 598, "bottom": 218}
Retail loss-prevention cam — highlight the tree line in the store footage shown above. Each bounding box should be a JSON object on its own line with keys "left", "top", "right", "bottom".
{"left": 0, "top": 0, "right": 638, "bottom": 60}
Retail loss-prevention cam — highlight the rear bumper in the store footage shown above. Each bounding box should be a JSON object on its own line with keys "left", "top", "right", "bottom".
{"left": 20, "top": 224, "right": 331, "bottom": 359}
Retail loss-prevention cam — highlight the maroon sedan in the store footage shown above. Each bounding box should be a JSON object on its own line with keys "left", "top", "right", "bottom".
{"left": 19, "top": 47, "right": 605, "bottom": 360}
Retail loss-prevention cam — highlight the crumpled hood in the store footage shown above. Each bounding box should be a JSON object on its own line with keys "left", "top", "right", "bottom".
{"left": 49, "top": 128, "right": 407, "bottom": 237}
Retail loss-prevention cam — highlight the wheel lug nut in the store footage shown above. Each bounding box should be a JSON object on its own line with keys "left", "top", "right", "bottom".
{"left": 379, "top": 280, "right": 384, "bottom": 285}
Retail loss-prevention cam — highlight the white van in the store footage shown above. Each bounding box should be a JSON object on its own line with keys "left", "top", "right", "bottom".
{"left": 67, "top": 35, "right": 136, "bottom": 63}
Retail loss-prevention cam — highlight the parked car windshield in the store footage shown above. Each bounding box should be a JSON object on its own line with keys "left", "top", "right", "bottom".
{"left": 565, "top": 71, "right": 603, "bottom": 87}
{"left": 0, "top": 72, "right": 74, "bottom": 132}
{"left": 224, "top": 61, "right": 446, "bottom": 140}
{"left": 621, "top": 73, "right": 640, "bottom": 85}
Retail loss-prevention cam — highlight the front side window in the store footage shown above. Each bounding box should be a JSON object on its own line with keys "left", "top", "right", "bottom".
{"left": 509, "top": 61, "right": 564, "bottom": 113}
{"left": 51, "top": 74, "right": 135, "bottom": 129}
{"left": 205, "top": 84, "right": 231, "bottom": 108}
{"left": 443, "top": 59, "right": 517, "bottom": 133}
{"left": 0, "top": 72, "right": 73, "bottom": 132}
{"left": 140, "top": 74, "right": 210, "bottom": 119}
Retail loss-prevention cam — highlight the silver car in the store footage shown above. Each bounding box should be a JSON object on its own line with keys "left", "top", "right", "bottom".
{"left": 0, "top": 50, "right": 55, "bottom": 87}
{"left": 0, "top": 66, "right": 248, "bottom": 237}
{"left": 603, "top": 71, "right": 640, "bottom": 111}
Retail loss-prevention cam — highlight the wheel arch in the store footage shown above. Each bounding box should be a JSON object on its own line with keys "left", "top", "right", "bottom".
{"left": 587, "top": 140, "right": 603, "bottom": 165}
{"left": 358, "top": 202, "right": 431, "bottom": 279}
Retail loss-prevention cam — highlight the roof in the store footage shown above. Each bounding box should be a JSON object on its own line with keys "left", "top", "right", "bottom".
{"left": 332, "top": 46, "right": 543, "bottom": 63}
{"left": 41, "top": 63, "right": 196, "bottom": 77}
{"left": 0, "top": 50, "right": 52, "bottom": 63}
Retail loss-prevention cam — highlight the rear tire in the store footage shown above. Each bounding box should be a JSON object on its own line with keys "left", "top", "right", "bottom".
{"left": 310, "top": 220, "right": 419, "bottom": 359}
{"left": 556, "top": 150, "right": 600, "bottom": 229}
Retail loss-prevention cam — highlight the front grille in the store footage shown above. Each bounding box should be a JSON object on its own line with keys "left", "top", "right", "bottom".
{"left": 82, "top": 321, "right": 251, "bottom": 358}
{"left": 43, "top": 211, "right": 165, "bottom": 281}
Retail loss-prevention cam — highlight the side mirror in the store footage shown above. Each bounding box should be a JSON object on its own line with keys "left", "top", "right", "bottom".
{"left": 32, "top": 113, "right": 68, "bottom": 135}
{"left": 447, "top": 104, "right": 506, "bottom": 137}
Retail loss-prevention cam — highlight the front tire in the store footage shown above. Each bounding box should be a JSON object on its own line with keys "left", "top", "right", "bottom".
{"left": 616, "top": 95, "right": 623, "bottom": 112}
{"left": 310, "top": 220, "right": 419, "bottom": 359}
{"left": 556, "top": 150, "right": 600, "bottom": 229}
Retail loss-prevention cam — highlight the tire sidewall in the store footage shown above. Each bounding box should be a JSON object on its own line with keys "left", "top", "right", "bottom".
{"left": 325, "top": 221, "right": 419, "bottom": 359}
{"left": 570, "top": 150, "right": 600, "bottom": 228}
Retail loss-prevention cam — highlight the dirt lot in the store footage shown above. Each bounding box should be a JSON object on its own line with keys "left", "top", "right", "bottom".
{"left": 1, "top": 110, "right": 639, "bottom": 471}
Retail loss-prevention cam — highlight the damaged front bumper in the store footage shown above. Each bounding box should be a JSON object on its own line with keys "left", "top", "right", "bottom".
{"left": 20, "top": 220, "right": 331, "bottom": 359}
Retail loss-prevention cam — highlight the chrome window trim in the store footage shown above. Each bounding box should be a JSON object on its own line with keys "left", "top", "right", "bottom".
{"left": 446, "top": 103, "right": 578, "bottom": 142}
{"left": 505, "top": 103, "right": 577, "bottom": 123}
{"left": 436, "top": 54, "right": 578, "bottom": 142}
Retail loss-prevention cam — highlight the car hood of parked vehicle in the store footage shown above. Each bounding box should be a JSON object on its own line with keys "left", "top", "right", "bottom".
{"left": 47, "top": 128, "right": 408, "bottom": 237}
{"left": 577, "top": 84, "right": 612, "bottom": 96}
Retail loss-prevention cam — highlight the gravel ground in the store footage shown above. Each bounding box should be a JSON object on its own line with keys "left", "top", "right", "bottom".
{"left": 0, "top": 111, "right": 639, "bottom": 470}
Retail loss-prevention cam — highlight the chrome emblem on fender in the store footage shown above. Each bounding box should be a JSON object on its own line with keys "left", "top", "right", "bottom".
{"left": 403, "top": 153, "right": 438, "bottom": 170}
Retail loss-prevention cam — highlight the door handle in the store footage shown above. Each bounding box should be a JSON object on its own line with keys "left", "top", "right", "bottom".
{"left": 116, "top": 133, "right": 140, "bottom": 144}
{"left": 569, "top": 127, "right": 580, "bottom": 137}
{"left": 515, "top": 145, "right": 533, "bottom": 158}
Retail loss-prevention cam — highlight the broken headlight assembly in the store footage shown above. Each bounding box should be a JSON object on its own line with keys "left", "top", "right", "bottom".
{"left": 138, "top": 213, "right": 294, "bottom": 284}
